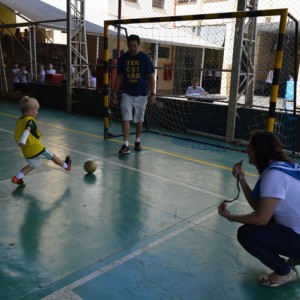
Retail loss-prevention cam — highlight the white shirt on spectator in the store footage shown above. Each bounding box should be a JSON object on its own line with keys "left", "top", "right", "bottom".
{"left": 186, "top": 86, "right": 206, "bottom": 96}
{"left": 90, "top": 77, "right": 97, "bottom": 88}
{"left": 46, "top": 68, "right": 56, "bottom": 75}
{"left": 12, "top": 67, "right": 20, "bottom": 83}
{"left": 39, "top": 69, "right": 46, "bottom": 83}
{"left": 18, "top": 68, "right": 28, "bottom": 83}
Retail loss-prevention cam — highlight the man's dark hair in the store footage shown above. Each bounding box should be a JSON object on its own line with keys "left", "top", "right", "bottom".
{"left": 127, "top": 34, "right": 140, "bottom": 45}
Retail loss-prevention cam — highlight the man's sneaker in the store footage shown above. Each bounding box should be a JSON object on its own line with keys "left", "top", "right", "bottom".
{"left": 65, "top": 156, "right": 72, "bottom": 171}
{"left": 119, "top": 144, "right": 130, "bottom": 155}
{"left": 11, "top": 176, "right": 26, "bottom": 187}
{"left": 134, "top": 141, "right": 142, "bottom": 151}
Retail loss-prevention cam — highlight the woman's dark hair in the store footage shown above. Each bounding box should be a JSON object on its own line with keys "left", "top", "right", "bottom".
{"left": 250, "top": 130, "right": 292, "bottom": 174}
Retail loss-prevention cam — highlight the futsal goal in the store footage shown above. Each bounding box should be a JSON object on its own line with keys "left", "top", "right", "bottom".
{"left": 103, "top": 9, "right": 298, "bottom": 154}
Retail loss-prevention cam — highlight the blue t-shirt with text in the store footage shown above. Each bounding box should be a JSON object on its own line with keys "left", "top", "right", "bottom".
{"left": 117, "top": 51, "right": 154, "bottom": 96}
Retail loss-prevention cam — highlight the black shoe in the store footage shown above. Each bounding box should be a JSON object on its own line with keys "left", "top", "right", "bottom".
{"left": 119, "top": 144, "right": 130, "bottom": 155}
{"left": 65, "top": 156, "right": 72, "bottom": 171}
{"left": 134, "top": 142, "right": 142, "bottom": 151}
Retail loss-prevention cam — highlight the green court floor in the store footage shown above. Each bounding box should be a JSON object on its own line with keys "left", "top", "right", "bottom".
{"left": 0, "top": 98, "right": 299, "bottom": 300}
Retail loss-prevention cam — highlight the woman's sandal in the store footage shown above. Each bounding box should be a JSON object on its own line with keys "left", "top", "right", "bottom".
{"left": 258, "top": 269, "right": 297, "bottom": 287}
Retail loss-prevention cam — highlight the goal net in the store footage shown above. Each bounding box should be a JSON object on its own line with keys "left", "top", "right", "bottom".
{"left": 103, "top": 9, "right": 297, "bottom": 154}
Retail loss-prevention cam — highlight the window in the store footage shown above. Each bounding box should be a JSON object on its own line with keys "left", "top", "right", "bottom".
{"left": 149, "top": 44, "right": 170, "bottom": 59}
{"left": 177, "top": 0, "right": 197, "bottom": 4}
{"left": 45, "top": 30, "right": 54, "bottom": 43}
{"left": 158, "top": 47, "right": 170, "bottom": 58}
{"left": 152, "top": 0, "right": 165, "bottom": 9}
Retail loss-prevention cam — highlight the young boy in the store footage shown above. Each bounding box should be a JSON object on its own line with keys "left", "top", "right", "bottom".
{"left": 185, "top": 78, "right": 208, "bottom": 97}
{"left": 12, "top": 96, "right": 71, "bottom": 187}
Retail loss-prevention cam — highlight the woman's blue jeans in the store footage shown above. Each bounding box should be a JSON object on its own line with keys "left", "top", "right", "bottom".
{"left": 237, "top": 223, "right": 300, "bottom": 275}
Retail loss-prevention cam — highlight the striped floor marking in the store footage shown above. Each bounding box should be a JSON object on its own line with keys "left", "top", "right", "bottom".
{"left": 41, "top": 209, "right": 220, "bottom": 300}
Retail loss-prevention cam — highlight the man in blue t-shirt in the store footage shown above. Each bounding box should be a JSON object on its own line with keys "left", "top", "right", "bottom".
{"left": 112, "top": 34, "right": 155, "bottom": 155}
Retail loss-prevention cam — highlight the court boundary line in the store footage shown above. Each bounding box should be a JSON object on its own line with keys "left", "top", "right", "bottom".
{"left": 41, "top": 209, "right": 219, "bottom": 300}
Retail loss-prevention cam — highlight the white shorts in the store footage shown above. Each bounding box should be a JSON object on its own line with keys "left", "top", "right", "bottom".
{"left": 121, "top": 93, "right": 148, "bottom": 123}
{"left": 26, "top": 148, "right": 54, "bottom": 168}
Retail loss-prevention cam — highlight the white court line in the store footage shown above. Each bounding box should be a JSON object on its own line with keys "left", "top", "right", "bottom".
{"left": 0, "top": 146, "right": 19, "bottom": 151}
{"left": 0, "top": 128, "right": 14, "bottom": 134}
{"left": 41, "top": 209, "right": 219, "bottom": 300}
{"left": 42, "top": 290, "right": 82, "bottom": 300}
{"left": 0, "top": 128, "right": 19, "bottom": 150}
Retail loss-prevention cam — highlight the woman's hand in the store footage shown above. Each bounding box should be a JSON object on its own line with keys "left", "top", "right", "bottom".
{"left": 218, "top": 201, "right": 231, "bottom": 219}
{"left": 232, "top": 161, "right": 245, "bottom": 180}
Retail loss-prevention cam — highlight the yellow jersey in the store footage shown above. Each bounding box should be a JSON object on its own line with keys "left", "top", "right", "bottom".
{"left": 14, "top": 116, "right": 45, "bottom": 158}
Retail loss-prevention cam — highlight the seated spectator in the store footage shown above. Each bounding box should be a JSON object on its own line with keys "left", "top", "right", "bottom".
{"left": 23, "top": 28, "right": 29, "bottom": 42}
{"left": 186, "top": 78, "right": 208, "bottom": 97}
{"left": 284, "top": 74, "right": 295, "bottom": 111}
{"left": 46, "top": 63, "right": 56, "bottom": 75}
{"left": 38, "top": 64, "right": 46, "bottom": 83}
{"left": 26, "top": 67, "right": 32, "bottom": 84}
{"left": 90, "top": 76, "right": 97, "bottom": 88}
{"left": 18, "top": 65, "right": 28, "bottom": 94}
{"left": 15, "top": 28, "right": 22, "bottom": 41}
{"left": 11, "top": 62, "right": 20, "bottom": 92}
{"left": 89, "top": 67, "right": 97, "bottom": 88}
{"left": 59, "top": 62, "right": 65, "bottom": 81}
{"left": 265, "top": 70, "right": 273, "bottom": 96}
{"left": 70, "top": 64, "right": 76, "bottom": 82}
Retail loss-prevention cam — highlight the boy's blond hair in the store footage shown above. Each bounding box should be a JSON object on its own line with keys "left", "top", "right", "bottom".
{"left": 19, "top": 96, "right": 40, "bottom": 114}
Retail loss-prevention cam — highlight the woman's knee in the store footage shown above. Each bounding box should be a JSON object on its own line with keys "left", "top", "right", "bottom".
{"left": 237, "top": 224, "right": 254, "bottom": 246}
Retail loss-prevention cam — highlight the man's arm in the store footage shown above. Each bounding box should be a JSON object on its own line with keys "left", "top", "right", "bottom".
{"left": 148, "top": 72, "right": 155, "bottom": 91}
{"left": 148, "top": 73, "right": 156, "bottom": 103}
{"left": 111, "top": 73, "right": 124, "bottom": 104}
{"left": 186, "top": 87, "right": 192, "bottom": 96}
